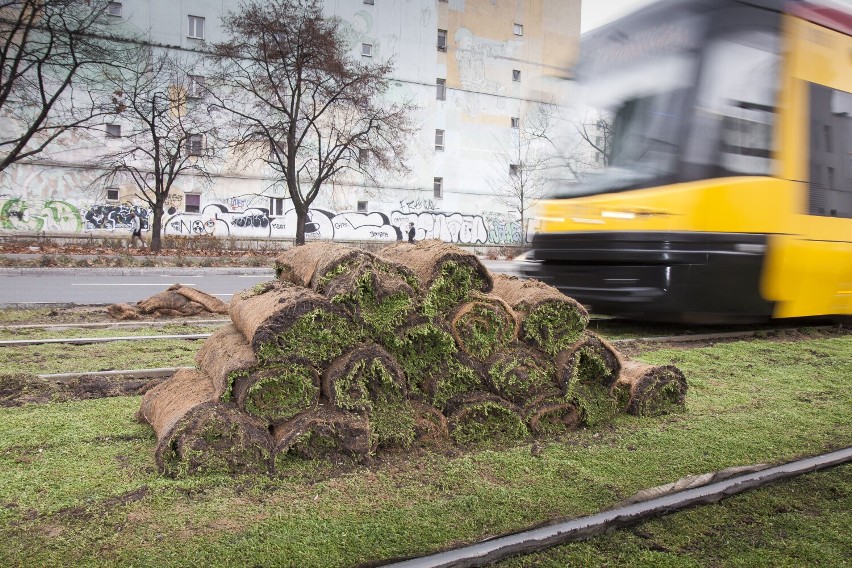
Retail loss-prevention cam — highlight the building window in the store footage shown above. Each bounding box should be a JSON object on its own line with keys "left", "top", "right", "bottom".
{"left": 436, "top": 78, "right": 446, "bottom": 100}
{"left": 433, "top": 177, "right": 443, "bottom": 198}
{"left": 511, "top": 117, "right": 519, "bottom": 128}
{"left": 187, "top": 75, "right": 206, "bottom": 98}
{"left": 106, "top": 189, "right": 119, "bottom": 202}
{"left": 107, "top": 2, "right": 122, "bottom": 17}
{"left": 510, "top": 164, "right": 520, "bottom": 176}
{"left": 357, "top": 200, "right": 368, "bottom": 213}
{"left": 106, "top": 124, "right": 121, "bottom": 138}
{"left": 513, "top": 23, "right": 523, "bottom": 36}
{"left": 270, "top": 197, "right": 284, "bottom": 216}
{"left": 188, "top": 15, "right": 205, "bottom": 39}
{"left": 435, "top": 129, "right": 444, "bottom": 151}
{"left": 512, "top": 69, "right": 521, "bottom": 82}
{"left": 185, "top": 193, "right": 201, "bottom": 213}
{"left": 364, "top": 0, "right": 374, "bottom": 4}
{"left": 437, "top": 29, "right": 447, "bottom": 51}
{"left": 361, "top": 43, "right": 373, "bottom": 57}
{"left": 186, "top": 134, "right": 204, "bottom": 156}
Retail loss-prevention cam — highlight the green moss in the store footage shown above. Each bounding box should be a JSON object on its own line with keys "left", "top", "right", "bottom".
{"left": 370, "top": 401, "right": 416, "bottom": 449}
{"left": 257, "top": 309, "right": 361, "bottom": 366}
{"left": 331, "top": 271, "right": 413, "bottom": 340}
{"left": 220, "top": 369, "right": 250, "bottom": 403}
{"left": 316, "top": 260, "right": 355, "bottom": 290}
{"left": 488, "top": 355, "right": 553, "bottom": 404}
{"left": 455, "top": 303, "right": 514, "bottom": 360}
{"left": 423, "top": 261, "right": 484, "bottom": 317}
{"left": 522, "top": 302, "right": 589, "bottom": 356}
{"left": 450, "top": 401, "right": 528, "bottom": 447}
{"left": 162, "top": 415, "right": 270, "bottom": 478}
{"left": 567, "top": 348, "right": 619, "bottom": 427}
{"left": 240, "top": 281, "right": 275, "bottom": 299}
{"left": 387, "top": 323, "right": 478, "bottom": 407}
{"left": 632, "top": 372, "right": 687, "bottom": 417}
{"left": 243, "top": 364, "right": 319, "bottom": 422}
{"left": 432, "top": 361, "right": 480, "bottom": 410}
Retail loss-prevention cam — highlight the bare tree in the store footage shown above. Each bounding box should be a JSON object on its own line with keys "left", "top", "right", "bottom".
{"left": 570, "top": 109, "right": 613, "bottom": 171}
{"left": 97, "top": 49, "right": 221, "bottom": 252}
{"left": 211, "top": 0, "right": 415, "bottom": 245}
{"left": 487, "top": 105, "right": 558, "bottom": 246}
{"left": 0, "top": 0, "right": 129, "bottom": 171}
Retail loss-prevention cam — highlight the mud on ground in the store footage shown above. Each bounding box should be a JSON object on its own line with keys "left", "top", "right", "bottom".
{"left": 0, "top": 373, "right": 165, "bottom": 407}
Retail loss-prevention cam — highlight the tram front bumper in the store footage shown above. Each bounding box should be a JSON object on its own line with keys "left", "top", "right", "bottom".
{"left": 521, "top": 232, "right": 775, "bottom": 323}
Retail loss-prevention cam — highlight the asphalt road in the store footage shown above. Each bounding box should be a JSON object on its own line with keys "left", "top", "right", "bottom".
{"left": 0, "top": 260, "right": 522, "bottom": 306}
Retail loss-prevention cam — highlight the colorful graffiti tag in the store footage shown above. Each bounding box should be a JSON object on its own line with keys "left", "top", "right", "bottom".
{"left": 1, "top": 194, "right": 526, "bottom": 244}
{"left": 0, "top": 197, "right": 83, "bottom": 232}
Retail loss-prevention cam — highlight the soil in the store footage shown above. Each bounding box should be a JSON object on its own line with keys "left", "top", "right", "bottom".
{"left": 0, "top": 304, "right": 229, "bottom": 326}
{"left": 0, "top": 373, "right": 165, "bottom": 407}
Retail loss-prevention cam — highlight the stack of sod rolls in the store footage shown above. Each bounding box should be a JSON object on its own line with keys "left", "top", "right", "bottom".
{"left": 137, "top": 240, "right": 687, "bottom": 477}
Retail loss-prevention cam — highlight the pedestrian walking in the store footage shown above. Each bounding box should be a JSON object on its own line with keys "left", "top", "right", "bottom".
{"left": 129, "top": 212, "right": 146, "bottom": 250}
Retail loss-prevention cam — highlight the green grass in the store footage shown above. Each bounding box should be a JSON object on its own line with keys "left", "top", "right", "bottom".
{"left": 498, "top": 464, "right": 851, "bottom": 567}
{"left": 0, "top": 334, "right": 849, "bottom": 567}
{"left": 0, "top": 339, "right": 200, "bottom": 374}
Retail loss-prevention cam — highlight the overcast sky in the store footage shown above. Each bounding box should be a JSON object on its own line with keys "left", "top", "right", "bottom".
{"left": 581, "top": 0, "right": 659, "bottom": 33}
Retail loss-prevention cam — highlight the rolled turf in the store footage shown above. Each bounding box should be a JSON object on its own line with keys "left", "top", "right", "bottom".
{"left": 491, "top": 273, "right": 589, "bottom": 356}
{"left": 137, "top": 368, "right": 273, "bottom": 477}
{"left": 555, "top": 332, "right": 623, "bottom": 427}
{"left": 615, "top": 360, "right": 688, "bottom": 417}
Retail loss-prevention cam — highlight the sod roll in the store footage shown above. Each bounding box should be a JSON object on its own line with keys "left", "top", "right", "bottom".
{"left": 450, "top": 293, "right": 518, "bottom": 361}
{"left": 524, "top": 398, "right": 581, "bottom": 436}
{"left": 274, "top": 241, "right": 371, "bottom": 289}
{"left": 273, "top": 404, "right": 372, "bottom": 462}
{"left": 556, "top": 332, "right": 623, "bottom": 427}
{"left": 491, "top": 274, "right": 589, "bottom": 356}
{"left": 229, "top": 280, "right": 359, "bottom": 364}
{"left": 445, "top": 392, "right": 528, "bottom": 446}
{"left": 485, "top": 344, "right": 557, "bottom": 406}
{"left": 174, "top": 286, "right": 229, "bottom": 314}
{"left": 138, "top": 368, "right": 273, "bottom": 477}
{"left": 379, "top": 239, "right": 493, "bottom": 315}
{"left": 230, "top": 362, "right": 321, "bottom": 424}
{"left": 387, "top": 319, "right": 481, "bottom": 409}
{"left": 194, "top": 324, "right": 257, "bottom": 398}
{"left": 322, "top": 343, "right": 415, "bottom": 448}
{"left": 615, "top": 360, "right": 688, "bottom": 417}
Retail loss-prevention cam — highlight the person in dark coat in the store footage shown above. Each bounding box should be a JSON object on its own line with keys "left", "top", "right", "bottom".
{"left": 407, "top": 222, "right": 415, "bottom": 243}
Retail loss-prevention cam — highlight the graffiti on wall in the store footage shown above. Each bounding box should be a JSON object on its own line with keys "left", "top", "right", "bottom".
{"left": 0, "top": 197, "right": 83, "bottom": 232}
{"left": 83, "top": 204, "right": 149, "bottom": 231}
{"left": 2, "top": 192, "right": 527, "bottom": 244}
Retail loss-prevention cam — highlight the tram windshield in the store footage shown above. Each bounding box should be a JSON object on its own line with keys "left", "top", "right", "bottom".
{"left": 554, "top": 2, "right": 782, "bottom": 198}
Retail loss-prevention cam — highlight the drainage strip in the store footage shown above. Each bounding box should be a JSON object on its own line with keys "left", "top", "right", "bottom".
{"left": 379, "top": 447, "right": 852, "bottom": 568}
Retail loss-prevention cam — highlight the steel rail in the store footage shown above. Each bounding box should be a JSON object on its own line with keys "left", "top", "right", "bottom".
{"left": 0, "top": 334, "right": 211, "bottom": 346}
{"left": 3, "top": 325, "right": 839, "bottom": 348}
{"left": 0, "top": 318, "right": 229, "bottom": 330}
{"left": 377, "top": 448, "right": 852, "bottom": 568}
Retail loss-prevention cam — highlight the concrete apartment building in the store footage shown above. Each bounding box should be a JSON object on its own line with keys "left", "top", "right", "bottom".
{"left": 0, "top": 0, "right": 580, "bottom": 245}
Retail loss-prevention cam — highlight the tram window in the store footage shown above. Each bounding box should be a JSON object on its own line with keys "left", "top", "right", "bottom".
{"left": 688, "top": 30, "right": 780, "bottom": 177}
{"left": 808, "top": 83, "right": 852, "bottom": 219}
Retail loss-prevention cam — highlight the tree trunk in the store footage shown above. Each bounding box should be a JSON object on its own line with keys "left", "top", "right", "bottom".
{"left": 150, "top": 203, "right": 164, "bottom": 252}
{"left": 294, "top": 205, "right": 307, "bottom": 245}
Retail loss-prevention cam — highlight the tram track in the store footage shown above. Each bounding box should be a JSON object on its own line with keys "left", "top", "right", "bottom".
{"left": 1, "top": 323, "right": 843, "bottom": 348}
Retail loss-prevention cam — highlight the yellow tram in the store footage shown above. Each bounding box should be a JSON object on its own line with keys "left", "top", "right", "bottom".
{"left": 523, "top": 0, "right": 852, "bottom": 322}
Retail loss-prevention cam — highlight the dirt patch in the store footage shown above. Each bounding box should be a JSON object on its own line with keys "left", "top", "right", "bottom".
{"left": 56, "top": 486, "right": 149, "bottom": 521}
{"left": 0, "top": 373, "right": 164, "bottom": 407}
